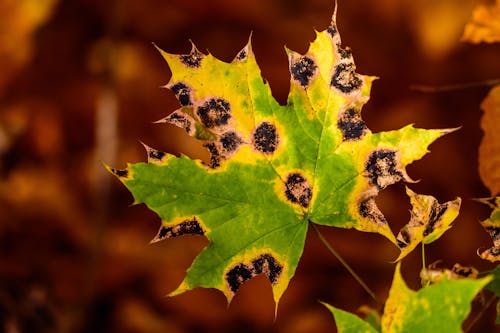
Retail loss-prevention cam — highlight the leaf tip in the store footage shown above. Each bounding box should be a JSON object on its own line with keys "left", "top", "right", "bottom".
{"left": 140, "top": 141, "right": 169, "bottom": 164}
{"left": 105, "top": 164, "right": 129, "bottom": 179}
{"left": 441, "top": 126, "right": 461, "bottom": 136}
{"left": 167, "top": 281, "right": 190, "bottom": 298}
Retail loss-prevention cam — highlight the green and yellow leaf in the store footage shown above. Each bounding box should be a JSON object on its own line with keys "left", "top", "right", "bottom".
{"left": 381, "top": 263, "right": 490, "bottom": 333}
{"left": 326, "top": 263, "right": 489, "bottom": 333}
{"left": 111, "top": 14, "right": 455, "bottom": 307}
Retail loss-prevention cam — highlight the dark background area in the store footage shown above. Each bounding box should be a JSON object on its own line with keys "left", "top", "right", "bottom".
{"left": 1, "top": 0, "right": 499, "bottom": 332}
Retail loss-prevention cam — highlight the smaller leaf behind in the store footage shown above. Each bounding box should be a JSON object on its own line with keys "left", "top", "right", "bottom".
{"left": 420, "top": 263, "right": 478, "bottom": 287}
{"left": 382, "top": 263, "right": 491, "bottom": 333}
{"left": 394, "top": 187, "right": 461, "bottom": 261}
{"left": 478, "top": 197, "right": 500, "bottom": 262}
{"left": 484, "top": 266, "right": 500, "bottom": 324}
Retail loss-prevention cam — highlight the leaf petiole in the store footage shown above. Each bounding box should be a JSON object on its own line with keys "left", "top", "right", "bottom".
{"left": 310, "top": 222, "right": 380, "bottom": 304}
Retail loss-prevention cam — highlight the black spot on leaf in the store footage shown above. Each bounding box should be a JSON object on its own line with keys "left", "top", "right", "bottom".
{"left": 451, "top": 264, "right": 477, "bottom": 278}
{"left": 482, "top": 247, "right": 500, "bottom": 258}
{"left": 235, "top": 49, "right": 247, "bottom": 61}
{"left": 146, "top": 146, "right": 166, "bottom": 162}
{"left": 285, "top": 173, "right": 312, "bottom": 208}
{"left": 226, "top": 253, "right": 283, "bottom": 294}
{"left": 204, "top": 142, "right": 221, "bottom": 168}
{"left": 365, "top": 149, "right": 403, "bottom": 189}
{"left": 111, "top": 168, "right": 128, "bottom": 178}
{"left": 337, "top": 44, "right": 352, "bottom": 59}
{"left": 251, "top": 254, "right": 283, "bottom": 284}
{"left": 226, "top": 264, "right": 254, "bottom": 294}
{"left": 423, "top": 203, "right": 448, "bottom": 237}
{"left": 331, "top": 63, "right": 362, "bottom": 93}
{"left": 485, "top": 226, "right": 500, "bottom": 243}
{"left": 151, "top": 218, "right": 204, "bottom": 243}
{"left": 220, "top": 131, "right": 243, "bottom": 154}
{"left": 290, "top": 56, "right": 317, "bottom": 88}
{"left": 253, "top": 122, "right": 279, "bottom": 154}
{"left": 166, "top": 111, "right": 193, "bottom": 135}
{"left": 338, "top": 108, "right": 368, "bottom": 141}
{"left": 327, "top": 25, "right": 338, "bottom": 37}
{"left": 359, "top": 197, "right": 387, "bottom": 225}
{"left": 179, "top": 48, "right": 204, "bottom": 68}
{"left": 197, "top": 98, "right": 231, "bottom": 128}
{"left": 170, "top": 82, "right": 192, "bottom": 106}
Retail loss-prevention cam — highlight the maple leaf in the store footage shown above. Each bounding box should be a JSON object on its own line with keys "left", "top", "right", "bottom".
{"left": 326, "top": 263, "right": 491, "bottom": 333}
{"left": 110, "top": 14, "right": 454, "bottom": 307}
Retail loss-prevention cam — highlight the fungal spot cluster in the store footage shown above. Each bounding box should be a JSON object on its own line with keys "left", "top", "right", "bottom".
{"left": 204, "top": 142, "right": 222, "bottom": 168}
{"left": 110, "top": 167, "right": 128, "bottom": 178}
{"left": 326, "top": 24, "right": 338, "bottom": 37}
{"left": 485, "top": 225, "right": 500, "bottom": 245}
{"left": 170, "top": 82, "right": 193, "bottom": 106}
{"left": 284, "top": 173, "right": 312, "bottom": 208}
{"left": 325, "top": 22, "right": 363, "bottom": 94}
{"left": 165, "top": 111, "right": 195, "bottom": 135}
{"left": 197, "top": 98, "right": 232, "bottom": 129}
{"left": 358, "top": 197, "right": 388, "bottom": 225}
{"left": 422, "top": 202, "right": 449, "bottom": 237}
{"left": 220, "top": 131, "right": 243, "bottom": 154}
{"left": 365, "top": 149, "right": 404, "bottom": 190}
{"left": 151, "top": 218, "right": 204, "bottom": 243}
{"left": 337, "top": 108, "right": 368, "bottom": 141}
{"left": 290, "top": 56, "right": 318, "bottom": 88}
{"left": 226, "top": 253, "right": 283, "bottom": 294}
{"left": 482, "top": 246, "right": 500, "bottom": 260}
{"left": 235, "top": 48, "right": 248, "bottom": 61}
{"left": 203, "top": 131, "right": 244, "bottom": 168}
{"left": 252, "top": 121, "right": 279, "bottom": 154}
{"left": 337, "top": 44, "right": 352, "bottom": 59}
{"left": 179, "top": 47, "right": 204, "bottom": 68}
{"left": 331, "top": 63, "right": 363, "bottom": 94}
{"left": 145, "top": 145, "right": 166, "bottom": 162}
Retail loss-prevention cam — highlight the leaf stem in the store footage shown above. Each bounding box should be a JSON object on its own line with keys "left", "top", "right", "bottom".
{"left": 410, "top": 78, "right": 500, "bottom": 92}
{"left": 311, "top": 223, "right": 380, "bottom": 304}
{"left": 421, "top": 243, "right": 426, "bottom": 269}
{"left": 463, "top": 293, "right": 497, "bottom": 332}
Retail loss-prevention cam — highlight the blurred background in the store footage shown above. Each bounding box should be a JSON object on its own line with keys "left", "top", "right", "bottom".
{"left": 1, "top": 0, "right": 499, "bottom": 332}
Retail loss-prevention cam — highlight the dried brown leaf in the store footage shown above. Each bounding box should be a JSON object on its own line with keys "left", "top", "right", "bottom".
{"left": 462, "top": 0, "right": 500, "bottom": 43}
{"left": 479, "top": 85, "right": 500, "bottom": 196}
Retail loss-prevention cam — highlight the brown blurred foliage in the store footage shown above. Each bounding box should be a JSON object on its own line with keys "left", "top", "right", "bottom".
{"left": 1, "top": 1, "right": 500, "bottom": 332}
{"left": 462, "top": 0, "right": 500, "bottom": 197}
{"left": 478, "top": 86, "right": 500, "bottom": 196}
{"left": 463, "top": 0, "right": 500, "bottom": 43}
